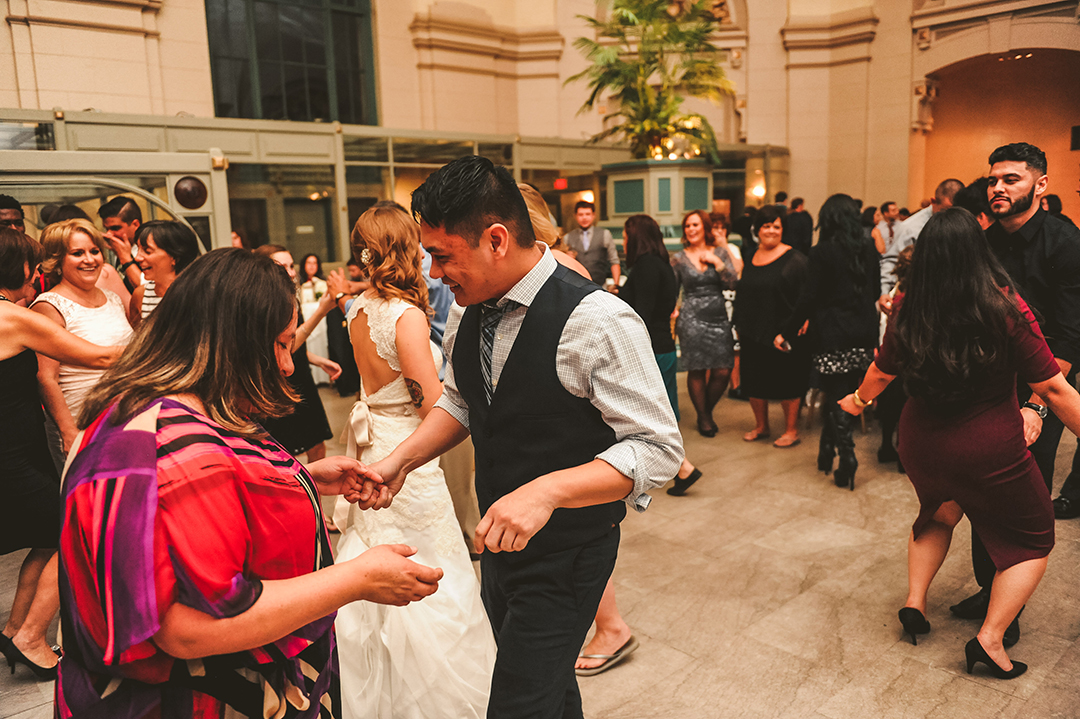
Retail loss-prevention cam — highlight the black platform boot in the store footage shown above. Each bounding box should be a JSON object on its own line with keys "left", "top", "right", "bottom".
{"left": 831, "top": 406, "right": 857, "bottom": 491}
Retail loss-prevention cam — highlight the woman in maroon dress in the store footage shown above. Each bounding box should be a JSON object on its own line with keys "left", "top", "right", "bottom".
{"left": 841, "top": 209, "right": 1080, "bottom": 679}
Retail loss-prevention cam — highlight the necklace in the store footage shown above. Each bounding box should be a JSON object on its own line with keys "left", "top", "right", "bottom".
{"left": 0, "top": 294, "right": 12, "bottom": 303}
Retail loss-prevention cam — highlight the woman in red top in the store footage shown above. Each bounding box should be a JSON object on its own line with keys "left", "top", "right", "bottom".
{"left": 841, "top": 209, "right": 1080, "bottom": 679}
{"left": 58, "top": 249, "right": 444, "bottom": 718}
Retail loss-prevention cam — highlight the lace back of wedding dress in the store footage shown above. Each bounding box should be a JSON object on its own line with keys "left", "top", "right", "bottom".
{"left": 335, "top": 293, "right": 495, "bottom": 719}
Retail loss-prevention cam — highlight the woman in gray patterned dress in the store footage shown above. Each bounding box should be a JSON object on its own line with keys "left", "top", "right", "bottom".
{"left": 672, "top": 210, "right": 739, "bottom": 436}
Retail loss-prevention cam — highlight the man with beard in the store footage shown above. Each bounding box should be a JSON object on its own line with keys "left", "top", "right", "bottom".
{"left": 950, "top": 143, "right": 1080, "bottom": 642}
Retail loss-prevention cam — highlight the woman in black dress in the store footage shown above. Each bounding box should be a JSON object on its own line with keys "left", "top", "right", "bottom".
{"left": 776, "top": 194, "right": 879, "bottom": 489}
{"left": 256, "top": 245, "right": 341, "bottom": 462}
{"left": 0, "top": 228, "right": 120, "bottom": 679}
{"left": 620, "top": 214, "right": 703, "bottom": 496}
{"left": 733, "top": 205, "right": 810, "bottom": 447}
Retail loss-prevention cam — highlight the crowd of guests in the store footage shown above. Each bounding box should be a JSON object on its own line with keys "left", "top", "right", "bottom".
{"left": 1, "top": 140, "right": 1080, "bottom": 718}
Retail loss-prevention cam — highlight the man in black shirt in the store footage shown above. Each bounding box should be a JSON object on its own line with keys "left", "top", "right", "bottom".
{"left": 951, "top": 143, "right": 1080, "bottom": 636}
{"left": 783, "top": 197, "right": 814, "bottom": 255}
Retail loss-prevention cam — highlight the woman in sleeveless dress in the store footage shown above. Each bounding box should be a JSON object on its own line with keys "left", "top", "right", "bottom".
{"left": 31, "top": 219, "right": 134, "bottom": 473}
{"left": 334, "top": 203, "right": 495, "bottom": 719}
{"left": 0, "top": 228, "right": 121, "bottom": 680}
{"left": 672, "top": 210, "right": 739, "bottom": 437}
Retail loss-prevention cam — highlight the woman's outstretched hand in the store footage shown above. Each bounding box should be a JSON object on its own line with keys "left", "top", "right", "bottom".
{"left": 351, "top": 545, "right": 443, "bottom": 606}
{"left": 307, "top": 456, "right": 390, "bottom": 508}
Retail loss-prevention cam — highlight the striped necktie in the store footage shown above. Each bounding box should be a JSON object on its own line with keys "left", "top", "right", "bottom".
{"left": 480, "top": 300, "right": 518, "bottom": 403}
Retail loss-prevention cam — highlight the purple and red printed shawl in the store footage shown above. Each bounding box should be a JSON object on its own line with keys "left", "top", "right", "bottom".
{"left": 56, "top": 398, "right": 340, "bottom": 719}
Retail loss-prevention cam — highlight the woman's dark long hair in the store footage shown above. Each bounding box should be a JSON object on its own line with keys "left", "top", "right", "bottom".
{"left": 79, "top": 249, "right": 300, "bottom": 436}
{"left": 893, "top": 208, "right": 1027, "bottom": 408}
{"left": 299, "top": 252, "right": 324, "bottom": 283}
{"left": 135, "top": 220, "right": 201, "bottom": 273}
{"left": 623, "top": 214, "right": 669, "bottom": 268}
{"left": 817, "top": 194, "right": 868, "bottom": 292}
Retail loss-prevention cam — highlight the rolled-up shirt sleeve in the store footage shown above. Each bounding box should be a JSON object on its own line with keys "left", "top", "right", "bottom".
{"left": 558, "top": 292, "right": 684, "bottom": 511}
{"left": 433, "top": 304, "right": 471, "bottom": 430}
{"left": 605, "top": 230, "right": 621, "bottom": 267}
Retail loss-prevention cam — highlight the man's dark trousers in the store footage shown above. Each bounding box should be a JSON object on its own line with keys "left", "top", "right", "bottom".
{"left": 481, "top": 528, "right": 618, "bottom": 718}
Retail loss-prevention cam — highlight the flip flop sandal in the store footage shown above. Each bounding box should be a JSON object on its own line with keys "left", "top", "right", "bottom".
{"left": 773, "top": 436, "right": 801, "bottom": 448}
{"left": 743, "top": 430, "right": 771, "bottom": 442}
{"left": 575, "top": 636, "right": 639, "bottom": 677}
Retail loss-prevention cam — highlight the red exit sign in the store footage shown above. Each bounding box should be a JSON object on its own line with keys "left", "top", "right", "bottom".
{"left": 553, "top": 178, "right": 568, "bottom": 190}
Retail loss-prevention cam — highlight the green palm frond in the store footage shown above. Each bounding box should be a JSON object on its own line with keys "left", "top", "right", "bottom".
{"left": 568, "top": 0, "right": 734, "bottom": 160}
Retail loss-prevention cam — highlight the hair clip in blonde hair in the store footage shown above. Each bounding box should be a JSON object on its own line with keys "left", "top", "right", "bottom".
{"left": 359, "top": 248, "right": 372, "bottom": 265}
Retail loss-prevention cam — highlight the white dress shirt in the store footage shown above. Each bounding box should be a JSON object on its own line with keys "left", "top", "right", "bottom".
{"left": 434, "top": 246, "right": 684, "bottom": 511}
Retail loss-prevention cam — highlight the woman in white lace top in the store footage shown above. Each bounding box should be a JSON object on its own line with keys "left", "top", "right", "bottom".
{"left": 31, "top": 219, "right": 133, "bottom": 471}
{"left": 334, "top": 202, "right": 495, "bottom": 719}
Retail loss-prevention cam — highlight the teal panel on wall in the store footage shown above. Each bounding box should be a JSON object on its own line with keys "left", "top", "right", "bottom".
{"left": 614, "top": 179, "right": 645, "bottom": 214}
{"left": 683, "top": 177, "right": 709, "bottom": 210}
{"left": 657, "top": 177, "right": 671, "bottom": 213}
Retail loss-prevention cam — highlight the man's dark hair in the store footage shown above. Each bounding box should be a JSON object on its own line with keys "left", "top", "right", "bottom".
{"left": 775, "top": 191, "right": 788, "bottom": 204}
{"left": 411, "top": 155, "right": 535, "bottom": 248}
{"left": 899, "top": 207, "right": 910, "bottom": 218}
{"left": 935, "top": 179, "right": 965, "bottom": 205}
{"left": 879, "top": 202, "right": 897, "bottom": 215}
{"left": 952, "top": 177, "right": 992, "bottom": 219}
{"left": 574, "top": 201, "right": 595, "bottom": 213}
{"left": 988, "top": 142, "right": 1047, "bottom": 175}
{"left": 51, "top": 204, "right": 91, "bottom": 223}
{"left": 134, "top": 220, "right": 200, "bottom": 273}
{"left": 98, "top": 196, "right": 143, "bottom": 224}
{"left": 790, "top": 197, "right": 804, "bottom": 211}
{"left": 0, "top": 194, "right": 24, "bottom": 219}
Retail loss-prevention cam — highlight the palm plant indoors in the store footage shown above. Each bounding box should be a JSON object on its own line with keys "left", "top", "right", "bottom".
{"left": 568, "top": 0, "right": 734, "bottom": 163}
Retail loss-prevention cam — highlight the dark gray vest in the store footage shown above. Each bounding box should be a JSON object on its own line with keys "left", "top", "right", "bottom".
{"left": 454, "top": 263, "right": 626, "bottom": 558}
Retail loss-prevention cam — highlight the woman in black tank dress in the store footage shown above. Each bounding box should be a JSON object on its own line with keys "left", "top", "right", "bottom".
{"left": 0, "top": 228, "right": 120, "bottom": 679}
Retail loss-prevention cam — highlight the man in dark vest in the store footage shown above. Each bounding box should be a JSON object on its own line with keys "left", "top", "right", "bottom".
{"left": 367, "top": 156, "right": 683, "bottom": 718}
{"left": 564, "top": 200, "right": 621, "bottom": 287}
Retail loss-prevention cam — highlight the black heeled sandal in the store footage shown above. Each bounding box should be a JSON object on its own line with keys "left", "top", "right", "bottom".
{"left": 897, "top": 607, "right": 930, "bottom": 645}
{"left": 965, "top": 637, "right": 1027, "bottom": 679}
{"left": 0, "top": 633, "right": 58, "bottom": 681}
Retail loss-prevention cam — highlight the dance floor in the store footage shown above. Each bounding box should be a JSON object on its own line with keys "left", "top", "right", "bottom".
{"left": 4, "top": 383, "right": 1080, "bottom": 718}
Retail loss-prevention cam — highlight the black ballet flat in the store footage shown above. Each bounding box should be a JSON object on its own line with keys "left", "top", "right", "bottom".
{"left": 0, "top": 633, "right": 58, "bottom": 681}
{"left": 965, "top": 637, "right": 1027, "bottom": 679}
{"left": 696, "top": 420, "right": 718, "bottom": 438}
{"left": 667, "top": 469, "right": 702, "bottom": 496}
{"left": 898, "top": 607, "right": 931, "bottom": 646}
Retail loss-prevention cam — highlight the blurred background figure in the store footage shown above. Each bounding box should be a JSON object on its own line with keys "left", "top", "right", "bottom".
{"left": 734, "top": 205, "right": 810, "bottom": 448}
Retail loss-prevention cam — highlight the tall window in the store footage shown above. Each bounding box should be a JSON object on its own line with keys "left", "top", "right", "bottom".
{"left": 205, "top": 0, "right": 376, "bottom": 124}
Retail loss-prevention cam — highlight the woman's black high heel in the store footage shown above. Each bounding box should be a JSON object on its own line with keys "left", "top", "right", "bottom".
{"left": 0, "top": 633, "right": 59, "bottom": 681}
{"left": 965, "top": 637, "right": 1027, "bottom": 679}
{"left": 897, "top": 607, "right": 931, "bottom": 645}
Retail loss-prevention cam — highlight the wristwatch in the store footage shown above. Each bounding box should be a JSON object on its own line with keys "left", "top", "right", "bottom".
{"left": 335, "top": 292, "right": 347, "bottom": 302}
{"left": 1022, "top": 401, "right": 1048, "bottom": 419}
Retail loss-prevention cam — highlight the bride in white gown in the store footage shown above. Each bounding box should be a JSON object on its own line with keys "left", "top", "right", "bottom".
{"left": 334, "top": 203, "right": 495, "bottom": 719}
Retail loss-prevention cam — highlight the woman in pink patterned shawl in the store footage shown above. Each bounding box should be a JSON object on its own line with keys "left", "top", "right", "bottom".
{"left": 57, "top": 248, "right": 443, "bottom": 719}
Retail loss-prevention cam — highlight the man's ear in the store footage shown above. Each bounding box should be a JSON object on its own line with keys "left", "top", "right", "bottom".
{"left": 1035, "top": 174, "right": 1049, "bottom": 196}
{"left": 488, "top": 223, "right": 511, "bottom": 258}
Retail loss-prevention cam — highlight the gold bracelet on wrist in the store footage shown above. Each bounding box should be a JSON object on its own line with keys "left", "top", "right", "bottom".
{"left": 853, "top": 389, "right": 870, "bottom": 408}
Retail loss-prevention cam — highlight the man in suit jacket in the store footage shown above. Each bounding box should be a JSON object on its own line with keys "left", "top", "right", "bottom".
{"left": 366, "top": 156, "right": 682, "bottom": 719}
{"left": 563, "top": 201, "right": 621, "bottom": 287}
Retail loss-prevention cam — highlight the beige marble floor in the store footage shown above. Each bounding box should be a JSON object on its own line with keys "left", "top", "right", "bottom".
{"left": 4, "top": 384, "right": 1080, "bottom": 718}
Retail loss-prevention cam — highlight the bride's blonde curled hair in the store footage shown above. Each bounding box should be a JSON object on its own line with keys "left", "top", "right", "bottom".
{"left": 351, "top": 202, "right": 431, "bottom": 316}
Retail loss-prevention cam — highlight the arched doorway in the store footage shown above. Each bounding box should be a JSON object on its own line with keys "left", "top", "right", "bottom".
{"left": 914, "top": 48, "right": 1080, "bottom": 219}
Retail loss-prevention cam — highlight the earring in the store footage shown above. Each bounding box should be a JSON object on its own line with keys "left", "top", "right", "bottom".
{"left": 360, "top": 248, "right": 372, "bottom": 265}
